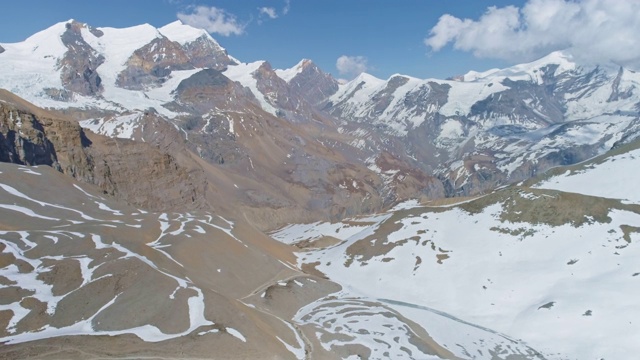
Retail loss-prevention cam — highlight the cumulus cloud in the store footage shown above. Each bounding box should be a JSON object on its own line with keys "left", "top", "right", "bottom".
{"left": 424, "top": 0, "right": 640, "bottom": 68}
{"left": 336, "top": 55, "right": 369, "bottom": 77}
{"left": 259, "top": 7, "right": 278, "bottom": 19}
{"left": 257, "top": 1, "right": 291, "bottom": 23}
{"left": 177, "top": 6, "right": 245, "bottom": 36}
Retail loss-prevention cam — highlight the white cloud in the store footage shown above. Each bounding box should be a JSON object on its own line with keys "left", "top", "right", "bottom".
{"left": 283, "top": 0, "right": 291, "bottom": 15}
{"left": 259, "top": 7, "right": 278, "bottom": 19}
{"left": 336, "top": 55, "right": 369, "bottom": 77}
{"left": 425, "top": 0, "right": 640, "bottom": 68}
{"left": 177, "top": 6, "right": 245, "bottom": 36}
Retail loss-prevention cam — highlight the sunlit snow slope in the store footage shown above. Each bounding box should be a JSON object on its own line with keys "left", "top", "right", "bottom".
{"left": 534, "top": 142, "right": 640, "bottom": 204}
{"left": 273, "top": 142, "right": 640, "bottom": 360}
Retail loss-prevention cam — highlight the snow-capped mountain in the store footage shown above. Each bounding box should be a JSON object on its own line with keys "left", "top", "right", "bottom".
{"left": 4, "top": 19, "right": 639, "bottom": 209}
{"left": 325, "top": 51, "right": 640, "bottom": 195}
{"left": 2, "top": 18, "right": 640, "bottom": 360}
{"left": 276, "top": 59, "right": 339, "bottom": 105}
{"left": 328, "top": 51, "right": 639, "bottom": 132}
{"left": 1, "top": 20, "right": 416, "bottom": 228}
{"left": 0, "top": 19, "right": 337, "bottom": 124}
{"left": 0, "top": 20, "right": 237, "bottom": 117}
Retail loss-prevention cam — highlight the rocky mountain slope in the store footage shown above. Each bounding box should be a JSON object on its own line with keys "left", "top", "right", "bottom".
{"left": 0, "top": 162, "right": 318, "bottom": 359}
{"left": 0, "top": 160, "right": 556, "bottom": 359}
{"left": 4, "top": 20, "right": 456, "bottom": 229}
{"left": 273, "top": 138, "right": 640, "bottom": 360}
{"left": 0, "top": 89, "right": 206, "bottom": 212}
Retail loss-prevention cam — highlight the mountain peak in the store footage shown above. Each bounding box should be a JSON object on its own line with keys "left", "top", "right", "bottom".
{"left": 299, "top": 58, "right": 314, "bottom": 68}
{"left": 353, "top": 72, "right": 383, "bottom": 84}
{"left": 159, "top": 20, "right": 216, "bottom": 46}
{"left": 21, "top": 20, "right": 70, "bottom": 44}
{"left": 275, "top": 58, "right": 317, "bottom": 83}
{"left": 462, "top": 50, "right": 578, "bottom": 83}
{"left": 388, "top": 73, "right": 421, "bottom": 82}
{"left": 519, "top": 50, "right": 576, "bottom": 71}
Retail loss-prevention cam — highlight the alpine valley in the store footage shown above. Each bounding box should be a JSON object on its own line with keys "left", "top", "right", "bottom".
{"left": 0, "top": 19, "right": 639, "bottom": 360}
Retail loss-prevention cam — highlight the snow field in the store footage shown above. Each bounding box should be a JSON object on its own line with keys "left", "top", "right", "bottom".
{"left": 274, "top": 187, "right": 640, "bottom": 359}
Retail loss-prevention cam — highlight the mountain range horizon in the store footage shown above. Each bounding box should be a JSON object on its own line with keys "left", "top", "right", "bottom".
{"left": 1, "top": 16, "right": 639, "bottom": 360}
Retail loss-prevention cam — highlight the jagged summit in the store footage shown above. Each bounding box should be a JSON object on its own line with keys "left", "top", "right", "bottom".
{"left": 275, "top": 59, "right": 308, "bottom": 83}
{"left": 274, "top": 58, "right": 339, "bottom": 105}
{"left": 275, "top": 58, "right": 317, "bottom": 82}
{"left": 352, "top": 71, "right": 384, "bottom": 83}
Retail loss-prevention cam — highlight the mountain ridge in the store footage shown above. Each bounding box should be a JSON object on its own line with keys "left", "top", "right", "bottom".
{"left": 2, "top": 19, "right": 640, "bottom": 223}
{"left": 3, "top": 19, "right": 640, "bottom": 219}
{"left": 1, "top": 18, "right": 640, "bottom": 360}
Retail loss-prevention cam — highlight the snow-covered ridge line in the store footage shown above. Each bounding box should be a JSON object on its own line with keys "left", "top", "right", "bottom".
{"left": 0, "top": 19, "right": 229, "bottom": 117}
{"left": 275, "top": 59, "right": 311, "bottom": 83}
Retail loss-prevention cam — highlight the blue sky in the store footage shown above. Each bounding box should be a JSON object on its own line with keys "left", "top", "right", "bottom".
{"left": 1, "top": 0, "right": 638, "bottom": 80}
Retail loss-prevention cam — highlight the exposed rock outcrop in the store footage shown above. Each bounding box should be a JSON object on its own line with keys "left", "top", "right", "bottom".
{"left": 0, "top": 90, "right": 206, "bottom": 212}
{"left": 0, "top": 91, "right": 92, "bottom": 177}
{"left": 288, "top": 59, "right": 339, "bottom": 105}
{"left": 181, "top": 33, "right": 236, "bottom": 69}
{"left": 117, "top": 36, "right": 192, "bottom": 90}
{"left": 59, "top": 21, "right": 104, "bottom": 97}
{"left": 116, "top": 27, "right": 236, "bottom": 91}
{"left": 85, "top": 134, "right": 207, "bottom": 211}
{"left": 172, "top": 69, "right": 256, "bottom": 114}
{"left": 253, "top": 61, "right": 316, "bottom": 121}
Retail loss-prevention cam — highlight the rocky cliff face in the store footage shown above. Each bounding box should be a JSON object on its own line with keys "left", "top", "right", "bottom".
{"left": 245, "top": 61, "right": 318, "bottom": 122}
{"left": 287, "top": 59, "right": 339, "bottom": 105}
{"left": 180, "top": 32, "right": 236, "bottom": 69}
{"left": 59, "top": 21, "right": 104, "bottom": 97}
{"left": 85, "top": 134, "right": 207, "bottom": 211}
{"left": 116, "top": 36, "right": 192, "bottom": 90}
{"left": 171, "top": 68, "right": 257, "bottom": 114}
{"left": 0, "top": 91, "right": 92, "bottom": 178}
{"left": 0, "top": 90, "right": 207, "bottom": 212}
